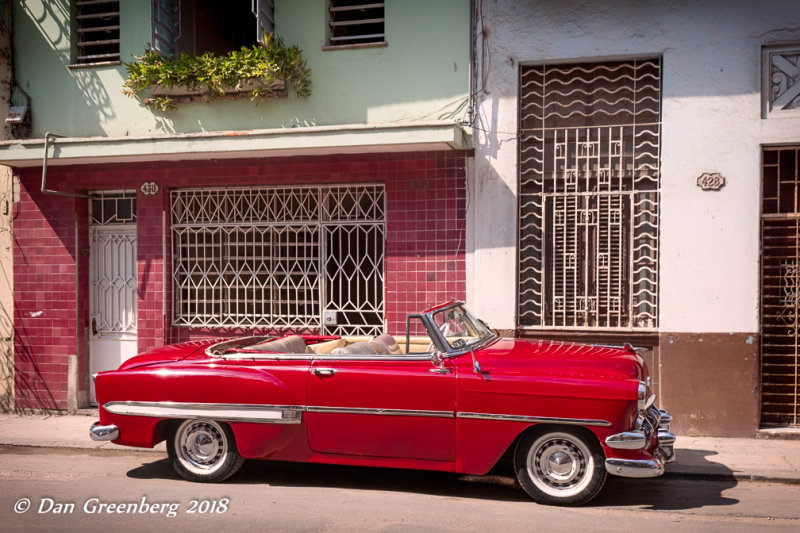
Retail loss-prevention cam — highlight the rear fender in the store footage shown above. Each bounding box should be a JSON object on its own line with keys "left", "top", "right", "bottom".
{"left": 95, "top": 364, "right": 307, "bottom": 453}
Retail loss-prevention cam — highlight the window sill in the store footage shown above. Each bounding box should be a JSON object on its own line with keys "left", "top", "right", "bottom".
{"left": 68, "top": 61, "right": 122, "bottom": 69}
{"left": 322, "top": 41, "right": 387, "bottom": 51}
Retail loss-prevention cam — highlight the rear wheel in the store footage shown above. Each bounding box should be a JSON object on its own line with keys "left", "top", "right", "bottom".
{"left": 514, "top": 426, "right": 606, "bottom": 506}
{"left": 167, "top": 419, "right": 244, "bottom": 482}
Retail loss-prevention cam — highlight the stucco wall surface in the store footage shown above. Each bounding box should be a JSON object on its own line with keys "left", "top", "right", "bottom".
{"left": 470, "top": 0, "right": 800, "bottom": 334}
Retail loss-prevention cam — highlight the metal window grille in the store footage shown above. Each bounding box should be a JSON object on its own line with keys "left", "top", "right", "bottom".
{"left": 762, "top": 45, "right": 800, "bottom": 117}
{"left": 171, "top": 185, "right": 385, "bottom": 335}
{"left": 518, "top": 59, "right": 661, "bottom": 330}
{"left": 74, "top": 0, "right": 120, "bottom": 65}
{"left": 328, "top": 1, "right": 385, "bottom": 46}
{"left": 90, "top": 191, "right": 137, "bottom": 225}
{"left": 761, "top": 146, "right": 800, "bottom": 426}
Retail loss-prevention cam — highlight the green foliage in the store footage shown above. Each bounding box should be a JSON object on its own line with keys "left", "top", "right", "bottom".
{"left": 122, "top": 34, "right": 311, "bottom": 111}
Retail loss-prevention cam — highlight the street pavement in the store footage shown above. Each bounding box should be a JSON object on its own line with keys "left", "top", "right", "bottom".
{"left": 0, "top": 412, "right": 799, "bottom": 484}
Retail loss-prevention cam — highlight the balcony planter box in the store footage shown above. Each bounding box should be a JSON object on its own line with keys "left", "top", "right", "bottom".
{"left": 144, "top": 79, "right": 287, "bottom": 106}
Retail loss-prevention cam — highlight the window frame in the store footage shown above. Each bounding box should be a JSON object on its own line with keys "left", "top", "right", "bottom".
{"left": 150, "top": 0, "right": 274, "bottom": 58}
{"left": 324, "top": 1, "right": 386, "bottom": 50}
{"left": 70, "top": 0, "right": 121, "bottom": 68}
{"left": 516, "top": 58, "right": 662, "bottom": 332}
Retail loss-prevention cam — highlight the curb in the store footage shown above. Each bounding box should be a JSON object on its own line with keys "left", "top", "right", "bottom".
{"left": 664, "top": 471, "right": 800, "bottom": 485}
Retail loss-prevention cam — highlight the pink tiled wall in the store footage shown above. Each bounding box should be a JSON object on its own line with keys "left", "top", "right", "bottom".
{"left": 13, "top": 151, "right": 469, "bottom": 409}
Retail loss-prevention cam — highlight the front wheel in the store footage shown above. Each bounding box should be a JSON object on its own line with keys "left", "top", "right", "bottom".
{"left": 167, "top": 419, "right": 244, "bottom": 482}
{"left": 513, "top": 426, "right": 607, "bottom": 506}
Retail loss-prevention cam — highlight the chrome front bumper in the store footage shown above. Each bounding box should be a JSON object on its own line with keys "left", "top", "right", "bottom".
{"left": 604, "top": 406, "right": 675, "bottom": 478}
{"left": 90, "top": 423, "right": 119, "bottom": 442}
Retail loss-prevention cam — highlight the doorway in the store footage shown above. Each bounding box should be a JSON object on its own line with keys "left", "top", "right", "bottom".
{"left": 88, "top": 191, "right": 138, "bottom": 404}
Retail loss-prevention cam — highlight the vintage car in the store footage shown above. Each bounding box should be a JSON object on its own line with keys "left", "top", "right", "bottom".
{"left": 91, "top": 300, "right": 674, "bottom": 506}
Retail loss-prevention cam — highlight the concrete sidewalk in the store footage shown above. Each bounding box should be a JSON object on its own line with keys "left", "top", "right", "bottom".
{"left": 0, "top": 413, "right": 799, "bottom": 484}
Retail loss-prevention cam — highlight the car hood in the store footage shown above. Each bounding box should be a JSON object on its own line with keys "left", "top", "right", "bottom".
{"left": 477, "top": 337, "right": 646, "bottom": 382}
{"left": 117, "top": 339, "right": 225, "bottom": 370}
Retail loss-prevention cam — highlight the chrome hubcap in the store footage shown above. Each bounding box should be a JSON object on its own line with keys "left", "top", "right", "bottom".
{"left": 546, "top": 449, "right": 575, "bottom": 477}
{"left": 535, "top": 441, "right": 582, "bottom": 485}
{"left": 176, "top": 420, "right": 227, "bottom": 473}
{"left": 527, "top": 433, "right": 593, "bottom": 497}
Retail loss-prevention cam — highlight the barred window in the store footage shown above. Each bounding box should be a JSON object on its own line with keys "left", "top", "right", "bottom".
{"left": 73, "top": 0, "right": 120, "bottom": 66}
{"left": 518, "top": 59, "right": 661, "bottom": 330}
{"left": 760, "top": 146, "right": 800, "bottom": 426}
{"left": 171, "top": 185, "right": 385, "bottom": 335}
{"left": 328, "top": 1, "right": 385, "bottom": 47}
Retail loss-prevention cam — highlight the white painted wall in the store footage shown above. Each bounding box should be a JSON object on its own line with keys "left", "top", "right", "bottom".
{"left": 470, "top": 0, "right": 800, "bottom": 333}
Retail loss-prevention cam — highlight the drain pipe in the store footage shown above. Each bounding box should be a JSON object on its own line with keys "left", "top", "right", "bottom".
{"left": 41, "top": 132, "right": 88, "bottom": 198}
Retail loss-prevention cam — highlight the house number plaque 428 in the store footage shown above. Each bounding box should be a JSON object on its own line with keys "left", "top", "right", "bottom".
{"left": 696, "top": 172, "right": 725, "bottom": 191}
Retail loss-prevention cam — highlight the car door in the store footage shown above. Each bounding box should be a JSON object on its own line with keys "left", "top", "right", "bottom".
{"left": 306, "top": 354, "right": 456, "bottom": 462}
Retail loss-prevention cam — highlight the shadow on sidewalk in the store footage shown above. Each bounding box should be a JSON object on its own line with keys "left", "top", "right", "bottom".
{"left": 593, "top": 448, "right": 739, "bottom": 510}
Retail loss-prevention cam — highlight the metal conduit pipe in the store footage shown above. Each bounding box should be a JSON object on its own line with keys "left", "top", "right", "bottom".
{"left": 41, "top": 132, "right": 89, "bottom": 198}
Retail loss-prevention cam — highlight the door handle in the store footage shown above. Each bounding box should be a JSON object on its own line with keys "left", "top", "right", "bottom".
{"left": 313, "top": 368, "right": 337, "bottom": 377}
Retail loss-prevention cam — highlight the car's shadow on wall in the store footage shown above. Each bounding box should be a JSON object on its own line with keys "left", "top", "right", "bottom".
{"left": 127, "top": 448, "right": 739, "bottom": 510}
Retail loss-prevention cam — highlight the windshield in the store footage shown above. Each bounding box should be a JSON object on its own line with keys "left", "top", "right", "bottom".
{"left": 430, "top": 304, "right": 495, "bottom": 351}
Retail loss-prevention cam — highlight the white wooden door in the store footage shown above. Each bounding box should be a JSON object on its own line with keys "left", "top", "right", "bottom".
{"left": 88, "top": 196, "right": 138, "bottom": 404}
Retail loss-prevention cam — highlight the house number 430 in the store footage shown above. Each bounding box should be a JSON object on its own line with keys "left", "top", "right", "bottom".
{"left": 140, "top": 182, "right": 159, "bottom": 196}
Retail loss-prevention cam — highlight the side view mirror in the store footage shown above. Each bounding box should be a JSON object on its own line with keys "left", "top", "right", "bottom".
{"left": 429, "top": 351, "right": 449, "bottom": 374}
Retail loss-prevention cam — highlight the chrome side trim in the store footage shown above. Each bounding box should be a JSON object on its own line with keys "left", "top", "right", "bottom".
{"left": 90, "top": 423, "right": 119, "bottom": 441}
{"left": 102, "top": 401, "right": 617, "bottom": 427}
{"left": 219, "top": 354, "right": 434, "bottom": 362}
{"left": 307, "top": 406, "right": 454, "bottom": 418}
{"left": 457, "top": 412, "right": 612, "bottom": 427}
{"left": 103, "top": 401, "right": 304, "bottom": 424}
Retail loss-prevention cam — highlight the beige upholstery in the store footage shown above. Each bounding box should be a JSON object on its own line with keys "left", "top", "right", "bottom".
{"left": 369, "top": 340, "right": 391, "bottom": 355}
{"left": 372, "top": 333, "right": 402, "bottom": 355}
{"left": 309, "top": 338, "right": 347, "bottom": 354}
{"left": 248, "top": 334, "right": 308, "bottom": 354}
{"left": 330, "top": 341, "right": 378, "bottom": 355}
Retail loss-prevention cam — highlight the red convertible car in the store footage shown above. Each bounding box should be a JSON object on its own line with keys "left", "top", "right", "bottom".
{"left": 91, "top": 300, "right": 674, "bottom": 506}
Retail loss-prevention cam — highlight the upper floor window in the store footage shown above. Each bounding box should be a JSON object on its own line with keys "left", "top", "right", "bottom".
{"left": 517, "top": 58, "right": 662, "bottom": 331}
{"left": 152, "top": 0, "right": 274, "bottom": 57}
{"left": 74, "top": 0, "right": 120, "bottom": 66}
{"left": 327, "top": 1, "right": 385, "bottom": 47}
{"left": 762, "top": 44, "right": 800, "bottom": 118}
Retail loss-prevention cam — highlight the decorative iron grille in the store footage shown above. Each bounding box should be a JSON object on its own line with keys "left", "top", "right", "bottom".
{"left": 761, "top": 146, "right": 800, "bottom": 426}
{"left": 90, "top": 190, "right": 137, "bottom": 225}
{"left": 762, "top": 45, "right": 800, "bottom": 117}
{"left": 518, "top": 59, "right": 661, "bottom": 329}
{"left": 89, "top": 191, "right": 138, "bottom": 336}
{"left": 171, "top": 185, "right": 385, "bottom": 335}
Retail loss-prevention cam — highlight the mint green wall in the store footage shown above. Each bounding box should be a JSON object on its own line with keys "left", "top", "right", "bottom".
{"left": 13, "top": 0, "right": 469, "bottom": 138}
